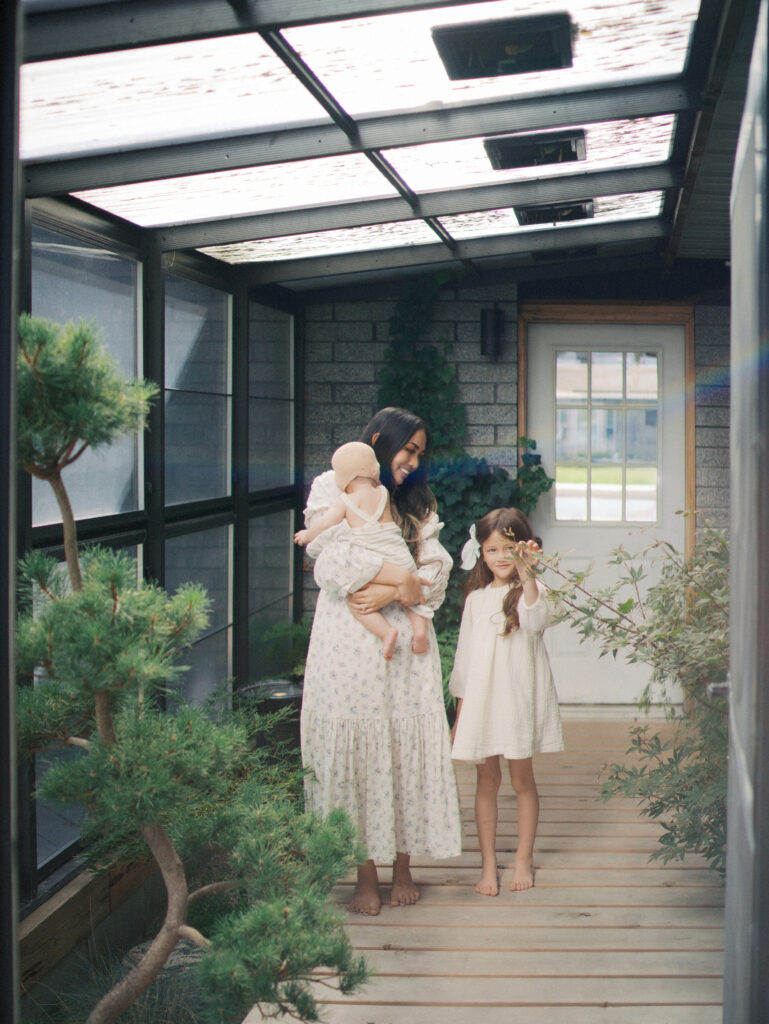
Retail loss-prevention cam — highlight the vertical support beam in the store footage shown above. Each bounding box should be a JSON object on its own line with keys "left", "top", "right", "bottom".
{"left": 292, "top": 306, "right": 306, "bottom": 621}
{"left": 1, "top": 1, "right": 21, "bottom": 1021}
{"left": 142, "top": 243, "right": 165, "bottom": 588}
{"left": 231, "top": 283, "right": 249, "bottom": 688}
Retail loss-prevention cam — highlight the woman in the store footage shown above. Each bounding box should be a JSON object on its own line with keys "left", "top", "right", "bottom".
{"left": 300, "top": 407, "right": 462, "bottom": 915}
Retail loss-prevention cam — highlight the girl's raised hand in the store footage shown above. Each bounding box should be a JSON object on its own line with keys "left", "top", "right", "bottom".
{"left": 513, "top": 539, "right": 541, "bottom": 579}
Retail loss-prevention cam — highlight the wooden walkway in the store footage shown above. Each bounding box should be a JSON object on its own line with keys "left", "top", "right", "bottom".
{"left": 312, "top": 718, "right": 725, "bottom": 1024}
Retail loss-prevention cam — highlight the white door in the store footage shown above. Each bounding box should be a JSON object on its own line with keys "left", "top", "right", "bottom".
{"left": 526, "top": 319, "right": 687, "bottom": 705}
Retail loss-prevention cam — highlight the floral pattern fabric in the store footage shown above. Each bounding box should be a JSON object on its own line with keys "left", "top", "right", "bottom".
{"left": 300, "top": 470, "right": 462, "bottom": 863}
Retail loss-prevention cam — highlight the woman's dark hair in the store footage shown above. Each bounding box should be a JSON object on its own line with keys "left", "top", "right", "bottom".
{"left": 464, "top": 507, "right": 537, "bottom": 633}
{"left": 359, "top": 406, "right": 436, "bottom": 557}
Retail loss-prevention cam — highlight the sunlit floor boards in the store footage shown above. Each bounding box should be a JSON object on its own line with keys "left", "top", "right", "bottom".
{"left": 247, "top": 718, "right": 725, "bottom": 1024}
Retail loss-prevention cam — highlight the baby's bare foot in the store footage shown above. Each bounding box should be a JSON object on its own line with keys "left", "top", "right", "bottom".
{"left": 382, "top": 628, "right": 398, "bottom": 660}
{"left": 475, "top": 865, "right": 499, "bottom": 897}
{"left": 349, "top": 866, "right": 382, "bottom": 916}
{"left": 391, "top": 861, "right": 420, "bottom": 907}
{"left": 411, "top": 632, "right": 428, "bottom": 655}
{"left": 510, "top": 856, "right": 535, "bottom": 891}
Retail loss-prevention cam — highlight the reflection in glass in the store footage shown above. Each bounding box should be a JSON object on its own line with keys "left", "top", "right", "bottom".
{"left": 249, "top": 304, "right": 293, "bottom": 400}
{"left": 627, "top": 352, "right": 658, "bottom": 400}
{"left": 165, "top": 391, "right": 230, "bottom": 504}
{"left": 591, "top": 409, "right": 623, "bottom": 463}
{"left": 249, "top": 511, "right": 295, "bottom": 680}
{"left": 590, "top": 465, "right": 622, "bottom": 522}
{"left": 627, "top": 466, "right": 658, "bottom": 522}
{"left": 591, "top": 350, "right": 623, "bottom": 402}
{"left": 165, "top": 276, "right": 230, "bottom": 393}
{"left": 627, "top": 409, "right": 657, "bottom": 463}
{"left": 175, "top": 629, "right": 231, "bottom": 705}
{"left": 556, "top": 408, "right": 587, "bottom": 462}
{"left": 35, "top": 748, "right": 85, "bottom": 868}
{"left": 556, "top": 351, "right": 587, "bottom": 402}
{"left": 31, "top": 224, "right": 141, "bottom": 525}
{"left": 249, "top": 399, "right": 292, "bottom": 492}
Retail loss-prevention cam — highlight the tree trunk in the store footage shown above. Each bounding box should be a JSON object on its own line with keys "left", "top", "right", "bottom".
{"left": 48, "top": 471, "right": 82, "bottom": 592}
{"left": 85, "top": 825, "right": 189, "bottom": 1024}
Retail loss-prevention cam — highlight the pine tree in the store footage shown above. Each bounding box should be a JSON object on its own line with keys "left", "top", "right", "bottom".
{"left": 16, "top": 316, "right": 367, "bottom": 1024}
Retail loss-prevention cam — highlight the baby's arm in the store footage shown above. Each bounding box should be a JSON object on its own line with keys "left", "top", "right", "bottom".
{"left": 294, "top": 496, "right": 346, "bottom": 546}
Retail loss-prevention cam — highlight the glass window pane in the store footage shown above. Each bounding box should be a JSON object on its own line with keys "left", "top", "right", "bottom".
{"left": 590, "top": 465, "right": 623, "bottom": 521}
{"left": 165, "top": 275, "right": 230, "bottom": 394}
{"left": 591, "top": 351, "right": 623, "bottom": 402}
{"left": 249, "top": 303, "right": 293, "bottom": 400}
{"left": 165, "top": 392, "right": 231, "bottom": 504}
{"left": 591, "top": 408, "right": 624, "bottom": 462}
{"left": 556, "top": 407, "right": 587, "bottom": 462}
{"left": 555, "top": 466, "right": 586, "bottom": 522}
{"left": 174, "top": 628, "right": 231, "bottom": 705}
{"left": 627, "top": 351, "right": 659, "bottom": 401}
{"left": 249, "top": 399, "right": 293, "bottom": 492}
{"left": 248, "top": 511, "right": 295, "bottom": 681}
{"left": 35, "top": 748, "right": 84, "bottom": 868}
{"left": 166, "top": 526, "right": 232, "bottom": 637}
{"left": 626, "top": 466, "right": 658, "bottom": 522}
{"left": 627, "top": 408, "right": 657, "bottom": 463}
{"left": 30, "top": 224, "right": 141, "bottom": 525}
{"left": 556, "top": 351, "right": 587, "bottom": 403}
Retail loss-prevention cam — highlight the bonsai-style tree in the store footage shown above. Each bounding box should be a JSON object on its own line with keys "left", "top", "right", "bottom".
{"left": 16, "top": 315, "right": 367, "bottom": 1024}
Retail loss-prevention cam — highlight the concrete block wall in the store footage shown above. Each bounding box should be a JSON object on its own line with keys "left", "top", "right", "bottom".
{"left": 301, "top": 282, "right": 519, "bottom": 489}
{"left": 693, "top": 304, "right": 730, "bottom": 529}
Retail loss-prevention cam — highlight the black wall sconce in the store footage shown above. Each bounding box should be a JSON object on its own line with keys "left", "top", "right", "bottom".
{"left": 480, "top": 307, "right": 504, "bottom": 359}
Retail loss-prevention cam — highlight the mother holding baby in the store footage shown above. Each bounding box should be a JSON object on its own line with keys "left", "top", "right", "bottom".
{"left": 300, "top": 406, "right": 462, "bottom": 915}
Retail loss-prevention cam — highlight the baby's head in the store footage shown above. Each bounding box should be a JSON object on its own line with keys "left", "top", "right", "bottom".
{"left": 332, "top": 441, "right": 381, "bottom": 492}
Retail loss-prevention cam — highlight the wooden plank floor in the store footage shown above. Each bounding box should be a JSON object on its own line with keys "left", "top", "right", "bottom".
{"left": 300, "top": 718, "right": 725, "bottom": 1024}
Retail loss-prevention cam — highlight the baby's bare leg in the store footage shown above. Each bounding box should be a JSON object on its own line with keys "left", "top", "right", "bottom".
{"left": 408, "top": 609, "right": 429, "bottom": 654}
{"left": 347, "top": 597, "right": 398, "bottom": 660}
{"left": 475, "top": 757, "right": 502, "bottom": 896}
{"left": 508, "top": 757, "right": 539, "bottom": 891}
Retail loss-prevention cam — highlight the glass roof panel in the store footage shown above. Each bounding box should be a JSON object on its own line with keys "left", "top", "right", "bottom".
{"left": 19, "top": 34, "right": 330, "bottom": 160}
{"left": 199, "top": 221, "right": 440, "bottom": 265}
{"left": 284, "top": 0, "right": 700, "bottom": 117}
{"left": 439, "top": 191, "right": 664, "bottom": 238}
{"left": 71, "top": 155, "right": 399, "bottom": 228}
{"left": 384, "top": 116, "right": 675, "bottom": 192}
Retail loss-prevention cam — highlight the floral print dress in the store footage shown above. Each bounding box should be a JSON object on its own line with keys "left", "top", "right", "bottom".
{"left": 300, "top": 470, "right": 462, "bottom": 863}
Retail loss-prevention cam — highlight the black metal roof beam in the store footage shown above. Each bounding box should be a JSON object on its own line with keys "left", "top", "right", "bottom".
{"left": 23, "top": 76, "right": 698, "bottom": 197}
{"left": 22, "top": 0, "right": 494, "bottom": 62}
{"left": 239, "top": 217, "right": 669, "bottom": 284}
{"left": 155, "top": 162, "right": 682, "bottom": 251}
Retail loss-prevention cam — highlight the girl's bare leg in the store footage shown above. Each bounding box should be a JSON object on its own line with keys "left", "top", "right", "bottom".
{"left": 347, "top": 598, "right": 398, "bottom": 660}
{"left": 408, "top": 609, "right": 429, "bottom": 654}
{"left": 508, "top": 757, "right": 539, "bottom": 891}
{"left": 350, "top": 859, "right": 382, "bottom": 915}
{"left": 475, "top": 756, "right": 502, "bottom": 896}
{"left": 391, "top": 852, "right": 420, "bottom": 906}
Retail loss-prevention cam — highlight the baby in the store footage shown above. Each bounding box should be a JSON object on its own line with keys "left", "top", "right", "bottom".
{"left": 294, "top": 441, "right": 430, "bottom": 660}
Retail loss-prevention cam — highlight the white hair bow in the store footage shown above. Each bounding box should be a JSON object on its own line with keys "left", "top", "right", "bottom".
{"left": 460, "top": 524, "right": 480, "bottom": 570}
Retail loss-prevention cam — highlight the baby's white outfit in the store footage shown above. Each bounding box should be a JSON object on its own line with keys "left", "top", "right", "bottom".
{"left": 450, "top": 580, "right": 563, "bottom": 761}
{"left": 341, "top": 485, "right": 432, "bottom": 619}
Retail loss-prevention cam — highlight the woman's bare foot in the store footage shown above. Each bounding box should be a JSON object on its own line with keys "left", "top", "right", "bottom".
{"left": 349, "top": 861, "right": 382, "bottom": 915}
{"left": 475, "top": 864, "right": 499, "bottom": 896}
{"left": 510, "top": 856, "right": 535, "bottom": 891}
{"left": 411, "top": 632, "right": 428, "bottom": 655}
{"left": 390, "top": 854, "right": 420, "bottom": 907}
{"left": 382, "top": 627, "right": 398, "bottom": 660}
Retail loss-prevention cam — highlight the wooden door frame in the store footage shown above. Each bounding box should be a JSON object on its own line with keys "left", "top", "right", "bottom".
{"left": 518, "top": 301, "right": 696, "bottom": 557}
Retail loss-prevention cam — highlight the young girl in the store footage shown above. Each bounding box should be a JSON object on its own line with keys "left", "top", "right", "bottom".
{"left": 450, "top": 507, "right": 563, "bottom": 896}
{"left": 294, "top": 440, "right": 431, "bottom": 659}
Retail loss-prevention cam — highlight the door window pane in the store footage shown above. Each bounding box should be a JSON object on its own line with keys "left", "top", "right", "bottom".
{"left": 590, "top": 350, "right": 623, "bottom": 402}
{"left": 556, "top": 350, "right": 587, "bottom": 403}
{"left": 165, "top": 274, "right": 231, "bottom": 505}
{"left": 627, "top": 466, "right": 658, "bottom": 521}
{"left": 30, "top": 224, "right": 141, "bottom": 525}
{"left": 627, "top": 352, "right": 658, "bottom": 400}
{"left": 590, "top": 465, "right": 623, "bottom": 522}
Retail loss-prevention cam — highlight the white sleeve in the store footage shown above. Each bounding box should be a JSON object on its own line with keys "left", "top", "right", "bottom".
{"left": 448, "top": 594, "right": 475, "bottom": 699}
{"left": 517, "top": 580, "right": 555, "bottom": 633}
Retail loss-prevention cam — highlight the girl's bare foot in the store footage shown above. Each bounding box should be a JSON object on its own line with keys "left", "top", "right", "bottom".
{"left": 475, "top": 864, "right": 499, "bottom": 896}
{"left": 382, "top": 627, "right": 398, "bottom": 660}
{"left": 390, "top": 856, "right": 420, "bottom": 906}
{"left": 411, "top": 632, "right": 428, "bottom": 655}
{"left": 349, "top": 862, "right": 382, "bottom": 915}
{"left": 510, "top": 856, "right": 535, "bottom": 891}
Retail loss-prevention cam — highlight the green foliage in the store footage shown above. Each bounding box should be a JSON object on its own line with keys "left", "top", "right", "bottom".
{"left": 540, "top": 517, "right": 729, "bottom": 873}
{"left": 435, "top": 626, "right": 460, "bottom": 725}
{"left": 253, "top": 615, "right": 313, "bottom": 681}
{"left": 17, "top": 314, "right": 158, "bottom": 480}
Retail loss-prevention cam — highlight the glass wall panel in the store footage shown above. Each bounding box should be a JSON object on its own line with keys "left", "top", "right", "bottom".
{"left": 248, "top": 511, "right": 295, "bottom": 681}
{"left": 30, "top": 224, "right": 141, "bottom": 525}
{"left": 166, "top": 525, "right": 232, "bottom": 702}
{"left": 165, "top": 274, "right": 231, "bottom": 505}
{"left": 249, "top": 303, "right": 294, "bottom": 492}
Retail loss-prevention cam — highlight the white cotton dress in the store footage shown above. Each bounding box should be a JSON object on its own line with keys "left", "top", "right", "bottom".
{"left": 450, "top": 581, "right": 564, "bottom": 762}
{"left": 300, "top": 470, "right": 462, "bottom": 863}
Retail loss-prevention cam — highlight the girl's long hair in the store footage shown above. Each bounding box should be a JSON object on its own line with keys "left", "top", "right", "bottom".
{"left": 464, "top": 507, "right": 537, "bottom": 634}
{"left": 359, "top": 406, "right": 436, "bottom": 559}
